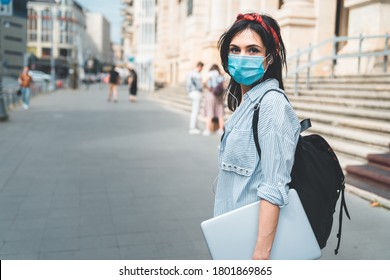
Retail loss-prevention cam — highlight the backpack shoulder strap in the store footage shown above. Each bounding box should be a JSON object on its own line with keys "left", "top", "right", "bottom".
{"left": 335, "top": 183, "right": 351, "bottom": 254}
{"left": 252, "top": 88, "right": 311, "bottom": 158}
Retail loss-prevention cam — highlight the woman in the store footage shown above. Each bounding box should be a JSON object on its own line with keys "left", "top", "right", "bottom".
{"left": 203, "top": 64, "right": 225, "bottom": 136}
{"left": 214, "top": 13, "right": 301, "bottom": 260}
{"left": 18, "top": 66, "right": 33, "bottom": 110}
{"left": 128, "top": 68, "right": 138, "bottom": 102}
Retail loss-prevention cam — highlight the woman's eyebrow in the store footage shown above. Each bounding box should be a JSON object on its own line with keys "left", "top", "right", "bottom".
{"left": 245, "top": 44, "right": 262, "bottom": 49}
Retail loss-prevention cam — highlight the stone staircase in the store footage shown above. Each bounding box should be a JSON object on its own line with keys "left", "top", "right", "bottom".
{"left": 147, "top": 74, "right": 390, "bottom": 203}
{"left": 283, "top": 75, "right": 390, "bottom": 203}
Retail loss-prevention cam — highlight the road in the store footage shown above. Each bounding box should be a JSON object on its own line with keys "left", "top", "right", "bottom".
{"left": 0, "top": 84, "right": 389, "bottom": 260}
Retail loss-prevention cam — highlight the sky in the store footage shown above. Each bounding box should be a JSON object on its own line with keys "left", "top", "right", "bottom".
{"left": 77, "top": 0, "right": 122, "bottom": 44}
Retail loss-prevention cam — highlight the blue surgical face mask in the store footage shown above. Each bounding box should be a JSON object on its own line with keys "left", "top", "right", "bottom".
{"left": 228, "top": 54, "right": 268, "bottom": 86}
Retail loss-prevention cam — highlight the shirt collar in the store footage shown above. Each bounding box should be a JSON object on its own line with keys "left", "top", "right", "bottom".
{"left": 243, "top": 78, "right": 280, "bottom": 103}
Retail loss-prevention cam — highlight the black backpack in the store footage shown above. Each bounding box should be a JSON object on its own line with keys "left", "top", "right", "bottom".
{"left": 252, "top": 88, "right": 351, "bottom": 254}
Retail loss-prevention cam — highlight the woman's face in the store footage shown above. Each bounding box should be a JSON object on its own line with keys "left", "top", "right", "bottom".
{"left": 229, "top": 28, "right": 267, "bottom": 58}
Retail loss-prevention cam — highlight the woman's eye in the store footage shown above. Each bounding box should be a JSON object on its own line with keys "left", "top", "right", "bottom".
{"left": 229, "top": 47, "right": 240, "bottom": 54}
{"left": 249, "top": 48, "right": 260, "bottom": 54}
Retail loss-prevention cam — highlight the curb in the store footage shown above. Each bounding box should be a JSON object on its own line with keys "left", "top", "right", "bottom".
{"left": 346, "top": 184, "right": 390, "bottom": 210}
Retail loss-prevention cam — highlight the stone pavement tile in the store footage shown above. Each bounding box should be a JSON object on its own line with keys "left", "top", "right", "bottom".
{"left": 74, "top": 247, "right": 121, "bottom": 260}
{"left": 0, "top": 207, "right": 19, "bottom": 221}
{"left": 119, "top": 244, "right": 162, "bottom": 260}
{"left": 19, "top": 195, "right": 52, "bottom": 210}
{"left": 107, "top": 192, "right": 136, "bottom": 203}
{"left": 48, "top": 206, "right": 80, "bottom": 219}
{"left": 151, "top": 229, "right": 193, "bottom": 244}
{"left": 79, "top": 184, "right": 107, "bottom": 194}
{"left": 0, "top": 240, "right": 41, "bottom": 255}
{"left": 39, "top": 251, "right": 79, "bottom": 260}
{"left": 0, "top": 220, "right": 14, "bottom": 244}
{"left": 1, "top": 178, "right": 33, "bottom": 195}
{"left": 191, "top": 240, "right": 211, "bottom": 260}
{"left": 0, "top": 194, "right": 26, "bottom": 208}
{"left": 53, "top": 184, "right": 80, "bottom": 195}
{"left": 45, "top": 216, "right": 79, "bottom": 229}
{"left": 0, "top": 183, "right": 31, "bottom": 196}
{"left": 11, "top": 217, "right": 46, "bottom": 230}
{"left": 42, "top": 225, "right": 80, "bottom": 240}
{"left": 181, "top": 226, "right": 205, "bottom": 243}
{"left": 116, "top": 232, "right": 155, "bottom": 247}
{"left": 111, "top": 214, "right": 151, "bottom": 234}
{"left": 107, "top": 184, "right": 136, "bottom": 195}
{"left": 0, "top": 253, "right": 39, "bottom": 260}
{"left": 16, "top": 207, "right": 50, "bottom": 220}
{"left": 4, "top": 227, "right": 44, "bottom": 242}
{"left": 79, "top": 234, "right": 118, "bottom": 250}
{"left": 109, "top": 203, "right": 136, "bottom": 217}
{"left": 78, "top": 212, "right": 112, "bottom": 226}
{"left": 80, "top": 192, "right": 109, "bottom": 202}
{"left": 40, "top": 237, "right": 79, "bottom": 253}
{"left": 79, "top": 221, "right": 116, "bottom": 237}
{"left": 50, "top": 195, "right": 80, "bottom": 210}
{"left": 156, "top": 241, "right": 201, "bottom": 260}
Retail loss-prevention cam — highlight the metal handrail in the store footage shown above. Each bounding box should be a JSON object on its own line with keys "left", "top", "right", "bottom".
{"left": 286, "top": 33, "right": 390, "bottom": 95}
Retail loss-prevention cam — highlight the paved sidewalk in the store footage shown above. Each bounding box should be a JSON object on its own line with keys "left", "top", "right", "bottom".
{"left": 0, "top": 85, "right": 389, "bottom": 260}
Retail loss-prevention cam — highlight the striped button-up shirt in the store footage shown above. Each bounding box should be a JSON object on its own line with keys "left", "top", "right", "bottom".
{"left": 214, "top": 78, "right": 301, "bottom": 217}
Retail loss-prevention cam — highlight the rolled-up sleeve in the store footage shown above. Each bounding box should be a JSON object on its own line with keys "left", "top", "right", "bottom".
{"left": 256, "top": 93, "right": 301, "bottom": 207}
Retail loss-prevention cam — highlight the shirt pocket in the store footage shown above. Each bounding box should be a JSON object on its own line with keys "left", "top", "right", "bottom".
{"left": 220, "top": 127, "right": 257, "bottom": 177}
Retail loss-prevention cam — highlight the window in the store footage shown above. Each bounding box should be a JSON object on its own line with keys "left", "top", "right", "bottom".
{"left": 28, "top": 8, "right": 38, "bottom": 41}
{"left": 41, "top": 9, "right": 52, "bottom": 42}
{"left": 59, "top": 48, "right": 71, "bottom": 58}
{"left": 42, "top": 48, "right": 52, "bottom": 57}
{"left": 59, "top": 10, "right": 73, "bottom": 44}
{"left": 187, "top": 0, "right": 193, "bottom": 16}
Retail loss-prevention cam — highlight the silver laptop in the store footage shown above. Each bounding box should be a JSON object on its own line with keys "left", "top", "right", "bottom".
{"left": 201, "top": 189, "right": 321, "bottom": 260}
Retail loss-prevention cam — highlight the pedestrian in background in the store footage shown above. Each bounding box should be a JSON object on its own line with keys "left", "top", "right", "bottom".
{"left": 107, "top": 65, "right": 120, "bottom": 102}
{"left": 128, "top": 68, "right": 138, "bottom": 102}
{"left": 214, "top": 13, "right": 300, "bottom": 260}
{"left": 18, "top": 66, "right": 33, "bottom": 110}
{"left": 186, "top": 61, "right": 204, "bottom": 134}
{"left": 203, "top": 64, "right": 225, "bottom": 136}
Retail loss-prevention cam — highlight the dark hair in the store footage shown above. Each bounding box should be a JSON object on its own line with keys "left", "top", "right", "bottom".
{"left": 210, "top": 64, "right": 221, "bottom": 74}
{"left": 218, "top": 13, "right": 287, "bottom": 111}
{"left": 196, "top": 61, "right": 204, "bottom": 68}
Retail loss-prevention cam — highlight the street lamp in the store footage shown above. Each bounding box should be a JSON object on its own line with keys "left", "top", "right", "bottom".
{"left": 50, "top": 0, "right": 60, "bottom": 91}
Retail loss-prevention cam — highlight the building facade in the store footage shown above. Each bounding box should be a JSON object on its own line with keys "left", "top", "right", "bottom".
{"left": 26, "top": 0, "right": 86, "bottom": 78}
{"left": 0, "top": 0, "right": 28, "bottom": 78}
{"left": 122, "top": 0, "right": 390, "bottom": 88}
{"left": 85, "top": 12, "right": 113, "bottom": 65}
{"left": 121, "top": 0, "right": 156, "bottom": 91}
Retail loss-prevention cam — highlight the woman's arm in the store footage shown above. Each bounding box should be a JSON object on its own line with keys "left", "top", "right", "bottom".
{"left": 252, "top": 199, "right": 280, "bottom": 260}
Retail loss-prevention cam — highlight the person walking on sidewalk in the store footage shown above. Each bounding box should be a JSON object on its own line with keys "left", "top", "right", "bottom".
{"left": 18, "top": 66, "right": 33, "bottom": 110}
{"left": 107, "top": 65, "right": 120, "bottom": 102}
{"left": 203, "top": 64, "right": 225, "bottom": 136}
{"left": 186, "top": 61, "right": 204, "bottom": 134}
{"left": 128, "top": 68, "right": 138, "bottom": 102}
{"left": 214, "top": 13, "right": 301, "bottom": 260}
